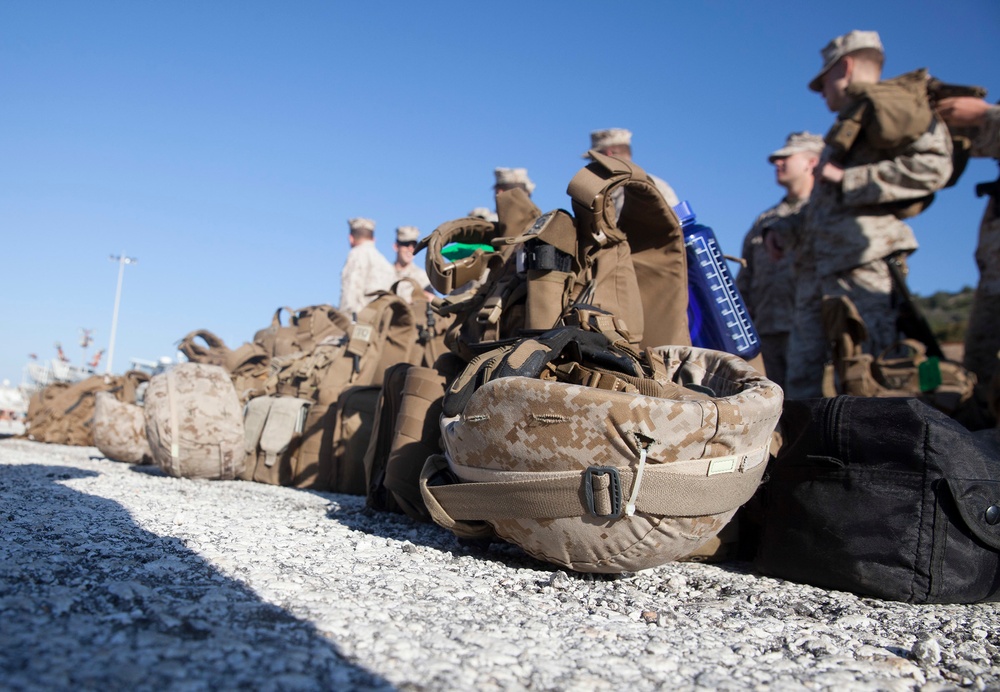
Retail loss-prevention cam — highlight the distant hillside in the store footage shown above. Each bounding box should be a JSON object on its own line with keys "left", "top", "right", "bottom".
{"left": 914, "top": 286, "right": 975, "bottom": 344}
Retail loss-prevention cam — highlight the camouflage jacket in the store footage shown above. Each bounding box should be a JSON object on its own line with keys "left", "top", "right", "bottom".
{"left": 771, "top": 115, "right": 953, "bottom": 276}
{"left": 972, "top": 106, "right": 1000, "bottom": 290}
{"left": 339, "top": 241, "right": 395, "bottom": 318}
{"left": 736, "top": 196, "right": 807, "bottom": 335}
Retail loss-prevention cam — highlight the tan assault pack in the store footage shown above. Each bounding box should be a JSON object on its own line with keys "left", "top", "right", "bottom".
{"left": 822, "top": 295, "right": 978, "bottom": 423}
{"left": 420, "top": 151, "right": 690, "bottom": 361}
{"left": 25, "top": 371, "right": 149, "bottom": 447}
{"left": 826, "top": 69, "right": 988, "bottom": 218}
{"left": 241, "top": 291, "right": 419, "bottom": 492}
{"left": 419, "top": 326, "right": 782, "bottom": 573}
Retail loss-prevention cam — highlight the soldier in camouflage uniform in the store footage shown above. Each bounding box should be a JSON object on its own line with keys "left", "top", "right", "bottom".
{"left": 586, "top": 128, "right": 680, "bottom": 210}
{"left": 767, "top": 31, "right": 954, "bottom": 398}
{"left": 493, "top": 167, "right": 535, "bottom": 196}
{"left": 339, "top": 217, "right": 395, "bottom": 319}
{"left": 393, "top": 225, "right": 434, "bottom": 304}
{"left": 936, "top": 96, "right": 1000, "bottom": 417}
{"left": 737, "top": 132, "right": 824, "bottom": 389}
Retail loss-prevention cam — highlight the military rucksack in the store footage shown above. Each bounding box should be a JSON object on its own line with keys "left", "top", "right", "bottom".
{"left": 93, "top": 391, "right": 152, "bottom": 464}
{"left": 253, "top": 304, "right": 352, "bottom": 359}
{"left": 25, "top": 371, "right": 148, "bottom": 447}
{"left": 241, "top": 291, "right": 420, "bottom": 492}
{"left": 821, "top": 295, "right": 979, "bottom": 424}
{"left": 420, "top": 151, "right": 690, "bottom": 362}
{"left": 826, "top": 69, "right": 988, "bottom": 218}
{"left": 419, "top": 326, "right": 782, "bottom": 573}
{"left": 176, "top": 329, "right": 271, "bottom": 403}
{"left": 144, "top": 363, "right": 245, "bottom": 480}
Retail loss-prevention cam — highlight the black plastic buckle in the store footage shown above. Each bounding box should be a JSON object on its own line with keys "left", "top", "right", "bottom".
{"left": 584, "top": 466, "right": 623, "bottom": 518}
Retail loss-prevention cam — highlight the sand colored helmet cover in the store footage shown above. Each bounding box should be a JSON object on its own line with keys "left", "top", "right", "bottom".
{"left": 420, "top": 331, "right": 783, "bottom": 573}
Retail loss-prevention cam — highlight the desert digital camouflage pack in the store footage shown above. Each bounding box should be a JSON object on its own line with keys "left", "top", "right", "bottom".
{"left": 418, "top": 326, "right": 782, "bottom": 573}
{"left": 144, "top": 363, "right": 245, "bottom": 480}
{"left": 420, "top": 151, "right": 690, "bottom": 361}
{"left": 93, "top": 386, "right": 152, "bottom": 464}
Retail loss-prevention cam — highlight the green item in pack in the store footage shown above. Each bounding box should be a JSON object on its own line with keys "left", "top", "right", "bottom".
{"left": 441, "top": 243, "right": 494, "bottom": 262}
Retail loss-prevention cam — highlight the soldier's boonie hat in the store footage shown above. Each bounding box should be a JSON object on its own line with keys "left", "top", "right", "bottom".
{"left": 809, "top": 30, "right": 883, "bottom": 92}
{"left": 494, "top": 167, "right": 536, "bottom": 194}
{"left": 768, "top": 131, "right": 826, "bottom": 161}
{"left": 584, "top": 128, "right": 632, "bottom": 157}
{"left": 348, "top": 217, "right": 376, "bottom": 234}
{"left": 396, "top": 225, "right": 420, "bottom": 243}
{"left": 468, "top": 207, "right": 499, "bottom": 222}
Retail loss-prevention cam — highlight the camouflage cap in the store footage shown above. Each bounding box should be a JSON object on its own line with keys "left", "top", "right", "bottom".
{"left": 584, "top": 128, "right": 632, "bottom": 157}
{"left": 396, "top": 225, "right": 420, "bottom": 243}
{"left": 809, "top": 30, "right": 884, "bottom": 92}
{"left": 468, "top": 207, "right": 499, "bottom": 223}
{"left": 494, "top": 167, "right": 536, "bottom": 194}
{"left": 768, "top": 131, "right": 826, "bottom": 162}
{"left": 348, "top": 217, "right": 376, "bottom": 234}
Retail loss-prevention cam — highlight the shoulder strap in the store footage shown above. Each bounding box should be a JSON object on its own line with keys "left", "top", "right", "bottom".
{"left": 177, "top": 330, "right": 231, "bottom": 367}
{"left": 420, "top": 444, "right": 768, "bottom": 522}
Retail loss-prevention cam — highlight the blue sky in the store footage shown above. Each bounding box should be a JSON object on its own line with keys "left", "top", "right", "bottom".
{"left": 1, "top": 1, "right": 997, "bottom": 384}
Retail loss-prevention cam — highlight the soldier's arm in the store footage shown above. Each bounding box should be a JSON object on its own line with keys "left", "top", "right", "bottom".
{"left": 972, "top": 104, "right": 1000, "bottom": 160}
{"left": 735, "top": 228, "right": 755, "bottom": 306}
{"left": 840, "top": 119, "right": 954, "bottom": 206}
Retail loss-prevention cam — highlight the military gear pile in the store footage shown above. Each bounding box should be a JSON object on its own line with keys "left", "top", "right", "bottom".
{"left": 822, "top": 295, "right": 978, "bottom": 423}
{"left": 241, "top": 291, "right": 419, "bottom": 492}
{"left": 418, "top": 327, "right": 782, "bottom": 573}
{"left": 421, "top": 151, "right": 690, "bottom": 360}
{"left": 25, "top": 371, "right": 148, "bottom": 447}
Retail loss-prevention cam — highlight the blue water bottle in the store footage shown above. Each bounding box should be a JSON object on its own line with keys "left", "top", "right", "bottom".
{"left": 674, "top": 201, "right": 761, "bottom": 359}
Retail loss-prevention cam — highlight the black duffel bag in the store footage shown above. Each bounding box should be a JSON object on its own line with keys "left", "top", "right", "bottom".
{"left": 753, "top": 396, "right": 1000, "bottom": 603}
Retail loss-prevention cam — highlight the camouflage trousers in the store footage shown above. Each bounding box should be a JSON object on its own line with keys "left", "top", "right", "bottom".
{"left": 785, "top": 258, "right": 899, "bottom": 399}
{"left": 964, "top": 201, "right": 1000, "bottom": 393}
{"left": 758, "top": 332, "right": 789, "bottom": 390}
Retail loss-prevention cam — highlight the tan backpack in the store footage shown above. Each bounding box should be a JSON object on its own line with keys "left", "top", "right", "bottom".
{"left": 93, "top": 391, "right": 151, "bottom": 464}
{"left": 241, "top": 292, "right": 419, "bottom": 492}
{"left": 25, "top": 371, "right": 148, "bottom": 447}
{"left": 419, "top": 326, "right": 782, "bottom": 573}
{"left": 253, "top": 304, "right": 352, "bottom": 359}
{"left": 144, "top": 363, "right": 245, "bottom": 480}
{"left": 822, "top": 295, "right": 977, "bottom": 420}
{"left": 420, "top": 151, "right": 690, "bottom": 362}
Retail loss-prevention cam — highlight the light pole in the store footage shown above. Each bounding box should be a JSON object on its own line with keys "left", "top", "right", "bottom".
{"left": 106, "top": 253, "right": 137, "bottom": 374}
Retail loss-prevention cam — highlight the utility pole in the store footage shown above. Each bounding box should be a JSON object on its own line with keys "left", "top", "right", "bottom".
{"left": 107, "top": 253, "right": 137, "bottom": 375}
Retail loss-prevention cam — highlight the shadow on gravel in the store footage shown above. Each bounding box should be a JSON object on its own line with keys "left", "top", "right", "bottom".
{"left": 0, "top": 464, "right": 394, "bottom": 691}
{"left": 322, "top": 499, "right": 627, "bottom": 578}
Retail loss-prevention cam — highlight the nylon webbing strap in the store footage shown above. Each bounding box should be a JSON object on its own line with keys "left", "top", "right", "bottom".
{"left": 425, "top": 447, "right": 768, "bottom": 521}
{"left": 166, "top": 369, "right": 180, "bottom": 477}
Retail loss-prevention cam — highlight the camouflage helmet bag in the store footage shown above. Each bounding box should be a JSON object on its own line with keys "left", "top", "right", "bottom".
{"left": 144, "top": 363, "right": 245, "bottom": 480}
{"left": 420, "top": 329, "right": 782, "bottom": 573}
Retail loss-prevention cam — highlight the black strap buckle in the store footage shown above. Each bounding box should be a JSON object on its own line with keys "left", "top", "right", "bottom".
{"left": 584, "top": 466, "right": 623, "bottom": 518}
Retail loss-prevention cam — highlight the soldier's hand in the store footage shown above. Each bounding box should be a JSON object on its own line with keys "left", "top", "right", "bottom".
{"left": 763, "top": 229, "right": 784, "bottom": 262}
{"left": 820, "top": 162, "right": 845, "bottom": 185}
{"left": 936, "top": 97, "right": 990, "bottom": 128}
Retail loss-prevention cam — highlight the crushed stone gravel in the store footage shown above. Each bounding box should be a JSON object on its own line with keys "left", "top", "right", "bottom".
{"left": 1, "top": 437, "right": 998, "bottom": 691}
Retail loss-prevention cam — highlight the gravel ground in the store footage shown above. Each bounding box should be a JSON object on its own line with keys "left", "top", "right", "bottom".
{"left": 1, "top": 436, "right": 998, "bottom": 691}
